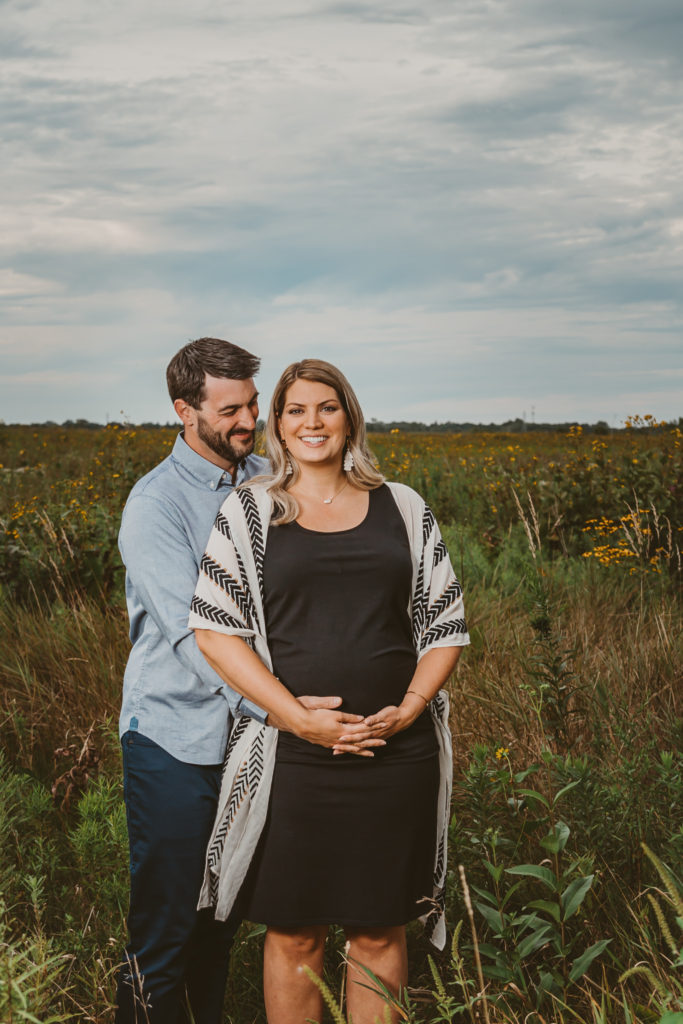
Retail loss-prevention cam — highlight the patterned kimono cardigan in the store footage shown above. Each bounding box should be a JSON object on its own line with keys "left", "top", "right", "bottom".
{"left": 188, "top": 479, "right": 469, "bottom": 949}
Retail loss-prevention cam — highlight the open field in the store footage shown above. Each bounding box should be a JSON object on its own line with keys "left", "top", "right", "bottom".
{"left": 0, "top": 421, "right": 681, "bottom": 1022}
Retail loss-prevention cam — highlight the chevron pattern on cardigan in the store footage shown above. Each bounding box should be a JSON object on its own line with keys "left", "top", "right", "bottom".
{"left": 208, "top": 759, "right": 250, "bottom": 868}
{"left": 214, "top": 510, "right": 232, "bottom": 540}
{"left": 246, "top": 728, "right": 265, "bottom": 798}
{"left": 234, "top": 545, "right": 263, "bottom": 634}
{"left": 190, "top": 595, "right": 245, "bottom": 632}
{"left": 236, "top": 488, "right": 265, "bottom": 602}
{"left": 423, "top": 579, "right": 464, "bottom": 632}
{"left": 422, "top": 505, "right": 436, "bottom": 547}
{"left": 412, "top": 551, "right": 427, "bottom": 648}
{"left": 421, "top": 618, "right": 468, "bottom": 650}
{"left": 224, "top": 715, "right": 250, "bottom": 764}
{"left": 205, "top": 732, "right": 267, "bottom": 889}
{"left": 199, "top": 553, "right": 258, "bottom": 629}
{"left": 207, "top": 763, "right": 250, "bottom": 904}
{"left": 433, "top": 538, "right": 449, "bottom": 566}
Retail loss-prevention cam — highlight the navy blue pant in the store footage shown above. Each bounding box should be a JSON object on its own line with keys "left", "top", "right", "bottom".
{"left": 115, "top": 731, "right": 238, "bottom": 1024}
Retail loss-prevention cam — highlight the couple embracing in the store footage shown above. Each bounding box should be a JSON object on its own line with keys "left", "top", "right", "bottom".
{"left": 115, "top": 337, "right": 469, "bottom": 1024}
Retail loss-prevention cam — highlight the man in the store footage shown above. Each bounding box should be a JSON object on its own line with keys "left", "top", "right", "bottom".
{"left": 116, "top": 338, "right": 371, "bottom": 1023}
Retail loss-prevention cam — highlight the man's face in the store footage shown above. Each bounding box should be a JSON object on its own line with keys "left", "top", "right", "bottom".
{"left": 182, "top": 375, "right": 259, "bottom": 470}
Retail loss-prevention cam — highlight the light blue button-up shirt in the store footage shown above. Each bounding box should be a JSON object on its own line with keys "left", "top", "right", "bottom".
{"left": 118, "top": 433, "right": 269, "bottom": 764}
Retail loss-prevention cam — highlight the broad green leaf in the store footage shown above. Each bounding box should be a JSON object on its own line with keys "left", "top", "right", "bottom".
{"left": 568, "top": 939, "right": 611, "bottom": 982}
{"left": 552, "top": 779, "right": 581, "bottom": 806}
{"left": 561, "top": 874, "right": 594, "bottom": 920}
{"left": 540, "top": 820, "right": 570, "bottom": 854}
{"left": 475, "top": 902, "right": 504, "bottom": 935}
{"left": 528, "top": 898, "right": 561, "bottom": 923}
{"left": 505, "top": 864, "right": 558, "bottom": 890}
{"left": 517, "top": 788, "right": 550, "bottom": 809}
{"left": 471, "top": 883, "right": 498, "bottom": 905}
{"left": 516, "top": 924, "right": 554, "bottom": 959}
{"left": 659, "top": 1013, "right": 683, "bottom": 1024}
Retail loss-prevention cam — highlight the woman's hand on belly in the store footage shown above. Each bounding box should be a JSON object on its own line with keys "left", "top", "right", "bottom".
{"left": 298, "top": 708, "right": 387, "bottom": 757}
{"left": 271, "top": 696, "right": 387, "bottom": 757}
{"left": 357, "top": 702, "right": 419, "bottom": 741}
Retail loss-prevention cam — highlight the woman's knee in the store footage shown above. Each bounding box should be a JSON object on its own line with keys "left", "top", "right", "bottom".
{"left": 266, "top": 925, "right": 328, "bottom": 962}
{"left": 345, "top": 925, "right": 405, "bottom": 958}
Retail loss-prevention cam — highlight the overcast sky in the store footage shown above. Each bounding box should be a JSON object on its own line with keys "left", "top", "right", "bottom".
{"left": 1, "top": 0, "right": 681, "bottom": 426}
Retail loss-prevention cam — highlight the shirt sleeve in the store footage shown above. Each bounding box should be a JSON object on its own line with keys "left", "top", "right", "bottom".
{"left": 119, "top": 492, "right": 267, "bottom": 724}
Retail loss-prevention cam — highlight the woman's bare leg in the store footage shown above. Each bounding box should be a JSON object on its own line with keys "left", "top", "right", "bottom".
{"left": 344, "top": 925, "right": 408, "bottom": 1024}
{"left": 263, "top": 925, "right": 328, "bottom": 1024}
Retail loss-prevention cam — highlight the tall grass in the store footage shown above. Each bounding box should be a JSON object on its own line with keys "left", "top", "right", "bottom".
{"left": 0, "top": 423, "right": 680, "bottom": 1021}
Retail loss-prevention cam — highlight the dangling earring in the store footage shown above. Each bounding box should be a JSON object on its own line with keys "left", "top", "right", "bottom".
{"left": 281, "top": 437, "right": 293, "bottom": 476}
{"left": 343, "top": 439, "right": 354, "bottom": 472}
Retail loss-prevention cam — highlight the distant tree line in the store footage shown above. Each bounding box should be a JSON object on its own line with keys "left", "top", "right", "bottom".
{"left": 365, "top": 417, "right": 619, "bottom": 434}
{"left": 365, "top": 417, "right": 682, "bottom": 434}
{"left": 2, "top": 416, "right": 680, "bottom": 434}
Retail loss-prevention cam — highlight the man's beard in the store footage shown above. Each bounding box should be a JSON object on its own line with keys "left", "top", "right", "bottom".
{"left": 196, "top": 417, "right": 255, "bottom": 466}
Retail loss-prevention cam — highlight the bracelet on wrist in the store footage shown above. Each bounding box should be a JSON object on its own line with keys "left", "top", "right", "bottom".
{"left": 405, "top": 689, "right": 429, "bottom": 706}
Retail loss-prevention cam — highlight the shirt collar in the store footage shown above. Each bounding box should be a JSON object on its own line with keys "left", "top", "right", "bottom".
{"left": 171, "top": 432, "right": 244, "bottom": 491}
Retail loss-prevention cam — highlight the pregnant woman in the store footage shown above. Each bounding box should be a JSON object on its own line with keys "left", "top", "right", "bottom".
{"left": 189, "top": 359, "right": 469, "bottom": 1024}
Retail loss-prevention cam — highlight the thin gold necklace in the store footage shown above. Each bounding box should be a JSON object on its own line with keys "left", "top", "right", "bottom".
{"left": 295, "top": 479, "right": 349, "bottom": 505}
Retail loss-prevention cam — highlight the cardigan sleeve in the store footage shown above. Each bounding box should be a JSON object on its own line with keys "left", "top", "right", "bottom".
{"left": 188, "top": 497, "right": 259, "bottom": 643}
{"left": 395, "top": 486, "right": 469, "bottom": 659}
{"left": 416, "top": 505, "right": 470, "bottom": 655}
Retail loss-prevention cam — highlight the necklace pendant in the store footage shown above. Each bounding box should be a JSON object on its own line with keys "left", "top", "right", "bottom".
{"left": 323, "top": 497, "right": 332, "bottom": 504}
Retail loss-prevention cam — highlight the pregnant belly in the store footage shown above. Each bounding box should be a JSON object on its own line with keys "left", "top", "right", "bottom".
{"left": 271, "top": 643, "right": 418, "bottom": 719}
{"left": 271, "top": 641, "right": 438, "bottom": 765}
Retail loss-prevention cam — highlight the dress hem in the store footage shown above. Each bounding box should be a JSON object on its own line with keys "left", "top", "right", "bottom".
{"left": 243, "top": 912, "right": 429, "bottom": 929}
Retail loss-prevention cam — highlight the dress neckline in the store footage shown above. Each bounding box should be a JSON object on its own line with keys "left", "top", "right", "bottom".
{"left": 291, "top": 487, "right": 377, "bottom": 535}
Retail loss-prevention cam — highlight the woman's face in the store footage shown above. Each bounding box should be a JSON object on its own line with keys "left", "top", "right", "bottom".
{"left": 278, "top": 378, "right": 350, "bottom": 470}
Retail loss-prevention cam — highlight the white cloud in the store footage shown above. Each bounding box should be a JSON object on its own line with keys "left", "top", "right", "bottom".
{"left": 1, "top": 0, "right": 681, "bottom": 423}
{"left": 0, "top": 268, "right": 62, "bottom": 297}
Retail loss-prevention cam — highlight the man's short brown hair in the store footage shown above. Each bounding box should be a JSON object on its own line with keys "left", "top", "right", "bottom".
{"left": 166, "top": 337, "right": 261, "bottom": 408}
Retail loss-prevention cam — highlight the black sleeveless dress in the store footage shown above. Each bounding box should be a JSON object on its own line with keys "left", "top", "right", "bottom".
{"left": 239, "top": 484, "right": 439, "bottom": 927}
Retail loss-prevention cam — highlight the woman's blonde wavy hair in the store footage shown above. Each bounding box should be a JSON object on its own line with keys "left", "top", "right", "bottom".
{"left": 263, "top": 359, "right": 384, "bottom": 525}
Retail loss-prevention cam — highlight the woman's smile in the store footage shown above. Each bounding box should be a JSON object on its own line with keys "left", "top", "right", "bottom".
{"left": 299, "top": 435, "right": 328, "bottom": 446}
